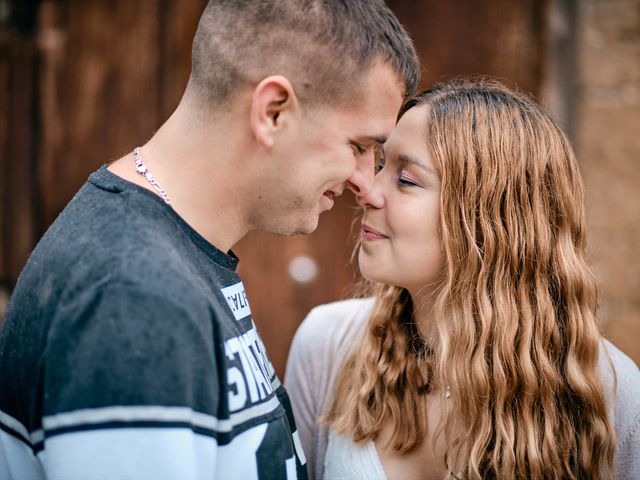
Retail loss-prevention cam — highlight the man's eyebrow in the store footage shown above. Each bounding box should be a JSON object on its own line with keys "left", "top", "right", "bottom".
{"left": 398, "top": 154, "right": 437, "bottom": 175}
{"left": 362, "top": 135, "right": 388, "bottom": 144}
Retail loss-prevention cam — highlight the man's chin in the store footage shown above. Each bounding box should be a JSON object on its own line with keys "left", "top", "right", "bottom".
{"left": 291, "top": 219, "right": 319, "bottom": 236}
{"left": 269, "top": 216, "right": 319, "bottom": 237}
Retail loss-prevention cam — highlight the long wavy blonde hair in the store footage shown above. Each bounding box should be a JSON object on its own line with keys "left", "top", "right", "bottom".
{"left": 325, "top": 81, "right": 616, "bottom": 479}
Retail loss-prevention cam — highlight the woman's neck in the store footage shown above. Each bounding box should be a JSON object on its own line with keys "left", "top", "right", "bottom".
{"left": 410, "top": 288, "right": 438, "bottom": 346}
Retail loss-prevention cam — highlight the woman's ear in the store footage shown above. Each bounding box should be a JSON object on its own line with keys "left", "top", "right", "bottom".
{"left": 250, "top": 75, "right": 299, "bottom": 148}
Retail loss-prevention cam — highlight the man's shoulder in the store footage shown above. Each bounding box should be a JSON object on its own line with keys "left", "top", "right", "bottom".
{"left": 3, "top": 178, "right": 228, "bottom": 364}
{"left": 23, "top": 177, "right": 216, "bottom": 298}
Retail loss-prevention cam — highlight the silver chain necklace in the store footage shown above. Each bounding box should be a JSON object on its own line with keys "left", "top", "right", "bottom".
{"left": 133, "top": 147, "right": 172, "bottom": 206}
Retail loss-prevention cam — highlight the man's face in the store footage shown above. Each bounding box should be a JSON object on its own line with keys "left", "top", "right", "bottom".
{"left": 254, "top": 62, "right": 405, "bottom": 235}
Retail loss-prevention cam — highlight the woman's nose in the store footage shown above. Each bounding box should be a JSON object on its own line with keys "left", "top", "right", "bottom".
{"left": 356, "top": 176, "right": 385, "bottom": 209}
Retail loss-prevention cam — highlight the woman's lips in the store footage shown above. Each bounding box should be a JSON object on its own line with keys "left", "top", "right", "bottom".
{"left": 361, "top": 223, "right": 388, "bottom": 241}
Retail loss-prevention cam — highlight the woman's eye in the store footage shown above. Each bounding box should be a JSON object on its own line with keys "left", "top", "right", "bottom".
{"left": 398, "top": 174, "right": 419, "bottom": 187}
{"left": 374, "top": 144, "right": 386, "bottom": 173}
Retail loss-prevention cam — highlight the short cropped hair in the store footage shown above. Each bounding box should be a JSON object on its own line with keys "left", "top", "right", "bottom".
{"left": 187, "top": 0, "right": 419, "bottom": 110}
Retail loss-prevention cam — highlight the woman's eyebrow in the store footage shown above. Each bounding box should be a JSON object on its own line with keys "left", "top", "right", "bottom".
{"left": 398, "top": 153, "right": 437, "bottom": 176}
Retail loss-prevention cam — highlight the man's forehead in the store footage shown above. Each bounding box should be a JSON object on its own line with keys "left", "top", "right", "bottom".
{"left": 360, "top": 62, "right": 406, "bottom": 106}
{"left": 328, "top": 63, "right": 404, "bottom": 116}
{"left": 305, "top": 67, "right": 403, "bottom": 138}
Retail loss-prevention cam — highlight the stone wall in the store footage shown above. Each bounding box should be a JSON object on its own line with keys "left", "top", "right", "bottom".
{"left": 576, "top": 0, "right": 640, "bottom": 363}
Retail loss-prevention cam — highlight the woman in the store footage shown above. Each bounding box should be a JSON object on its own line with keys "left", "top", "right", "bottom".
{"left": 285, "top": 81, "right": 640, "bottom": 479}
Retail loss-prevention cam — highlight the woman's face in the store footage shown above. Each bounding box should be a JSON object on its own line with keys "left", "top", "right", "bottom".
{"left": 358, "top": 105, "right": 444, "bottom": 296}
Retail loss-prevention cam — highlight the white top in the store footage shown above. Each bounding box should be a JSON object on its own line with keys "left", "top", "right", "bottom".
{"left": 284, "top": 298, "right": 640, "bottom": 480}
{"left": 324, "top": 432, "right": 387, "bottom": 480}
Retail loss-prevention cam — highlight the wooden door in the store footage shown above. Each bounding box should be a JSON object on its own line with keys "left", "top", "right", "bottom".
{"left": 240, "top": 0, "right": 549, "bottom": 377}
{"left": 1, "top": 0, "right": 549, "bottom": 378}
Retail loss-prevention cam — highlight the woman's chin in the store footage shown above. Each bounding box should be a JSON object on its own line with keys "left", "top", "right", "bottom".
{"left": 358, "top": 262, "right": 388, "bottom": 286}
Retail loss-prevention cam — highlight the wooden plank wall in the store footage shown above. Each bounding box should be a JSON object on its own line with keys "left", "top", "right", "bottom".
{"left": 34, "top": 0, "right": 204, "bottom": 227}
{"left": 1, "top": 1, "right": 39, "bottom": 306}
{"left": 390, "top": 0, "right": 547, "bottom": 93}
{"left": 5, "top": 0, "right": 612, "bottom": 379}
{"left": 240, "top": 0, "right": 550, "bottom": 377}
{"left": 0, "top": 0, "right": 207, "bottom": 318}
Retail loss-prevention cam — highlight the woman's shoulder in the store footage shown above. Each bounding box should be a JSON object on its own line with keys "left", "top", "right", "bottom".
{"left": 600, "top": 339, "right": 640, "bottom": 396}
{"left": 599, "top": 339, "right": 640, "bottom": 446}
{"left": 287, "top": 297, "right": 375, "bottom": 389}
{"left": 285, "top": 298, "right": 377, "bottom": 480}
{"left": 292, "top": 297, "right": 375, "bottom": 353}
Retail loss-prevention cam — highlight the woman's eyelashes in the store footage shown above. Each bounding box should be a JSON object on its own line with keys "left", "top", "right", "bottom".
{"left": 374, "top": 144, "right": 386, "bottom": 173}
{"left": 398, "top": 173, "right": 420, "bottom": 187}
{"left": 375, "top": 153, "right": 421, "bottom": 187}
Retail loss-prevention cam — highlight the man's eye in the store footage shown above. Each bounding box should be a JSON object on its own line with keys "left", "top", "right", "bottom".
{"left": 352, "top": 143, "right": 366, "bottom": 155}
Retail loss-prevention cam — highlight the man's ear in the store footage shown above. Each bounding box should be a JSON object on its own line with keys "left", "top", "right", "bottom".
{"left": 250, "top": 75, "right": 298, "bottom": 148}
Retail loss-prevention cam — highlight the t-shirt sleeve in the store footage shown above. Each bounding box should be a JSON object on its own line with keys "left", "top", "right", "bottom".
{"left": 39, "top": 280, "right": 219, "bottom": 479}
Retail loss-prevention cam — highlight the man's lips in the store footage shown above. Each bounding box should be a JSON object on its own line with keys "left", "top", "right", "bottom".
{"left": 361, "top": 223, "right": 388, "bottom": 241}
{"left": 323, "top": 187, "right": 343, "bottom": 200}
{"left": 321, "top": 190, "right": 339, "bottom": 210}
{"left": 323, "top": 191, "right": 335, "bottom": 200}
{"left": 321, "top": 188, "right": 344, "bottom": 210}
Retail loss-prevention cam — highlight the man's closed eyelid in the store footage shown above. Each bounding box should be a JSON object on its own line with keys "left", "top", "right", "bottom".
{"left": 352, "top": 143, "right": 366, "bottom": 155}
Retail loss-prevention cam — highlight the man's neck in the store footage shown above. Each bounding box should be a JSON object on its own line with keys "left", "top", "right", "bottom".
{"left": 108, "top": 103, "right": 254, "bottom": 252}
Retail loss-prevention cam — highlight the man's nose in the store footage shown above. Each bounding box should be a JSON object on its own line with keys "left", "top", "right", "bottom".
{"left": 355, "top": 175, "right": 384, "bottom": 209}
{"left": 345, "top": 148, "right": 375, "bottom": 197}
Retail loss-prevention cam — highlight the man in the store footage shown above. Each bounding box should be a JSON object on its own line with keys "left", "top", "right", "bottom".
{"left": 0, "top": 1, "right": 418, "bottom": 478}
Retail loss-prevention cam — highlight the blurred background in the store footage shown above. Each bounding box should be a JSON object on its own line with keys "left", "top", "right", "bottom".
{"left": 0, "top": 0, "right": 638, "bottom": 378}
